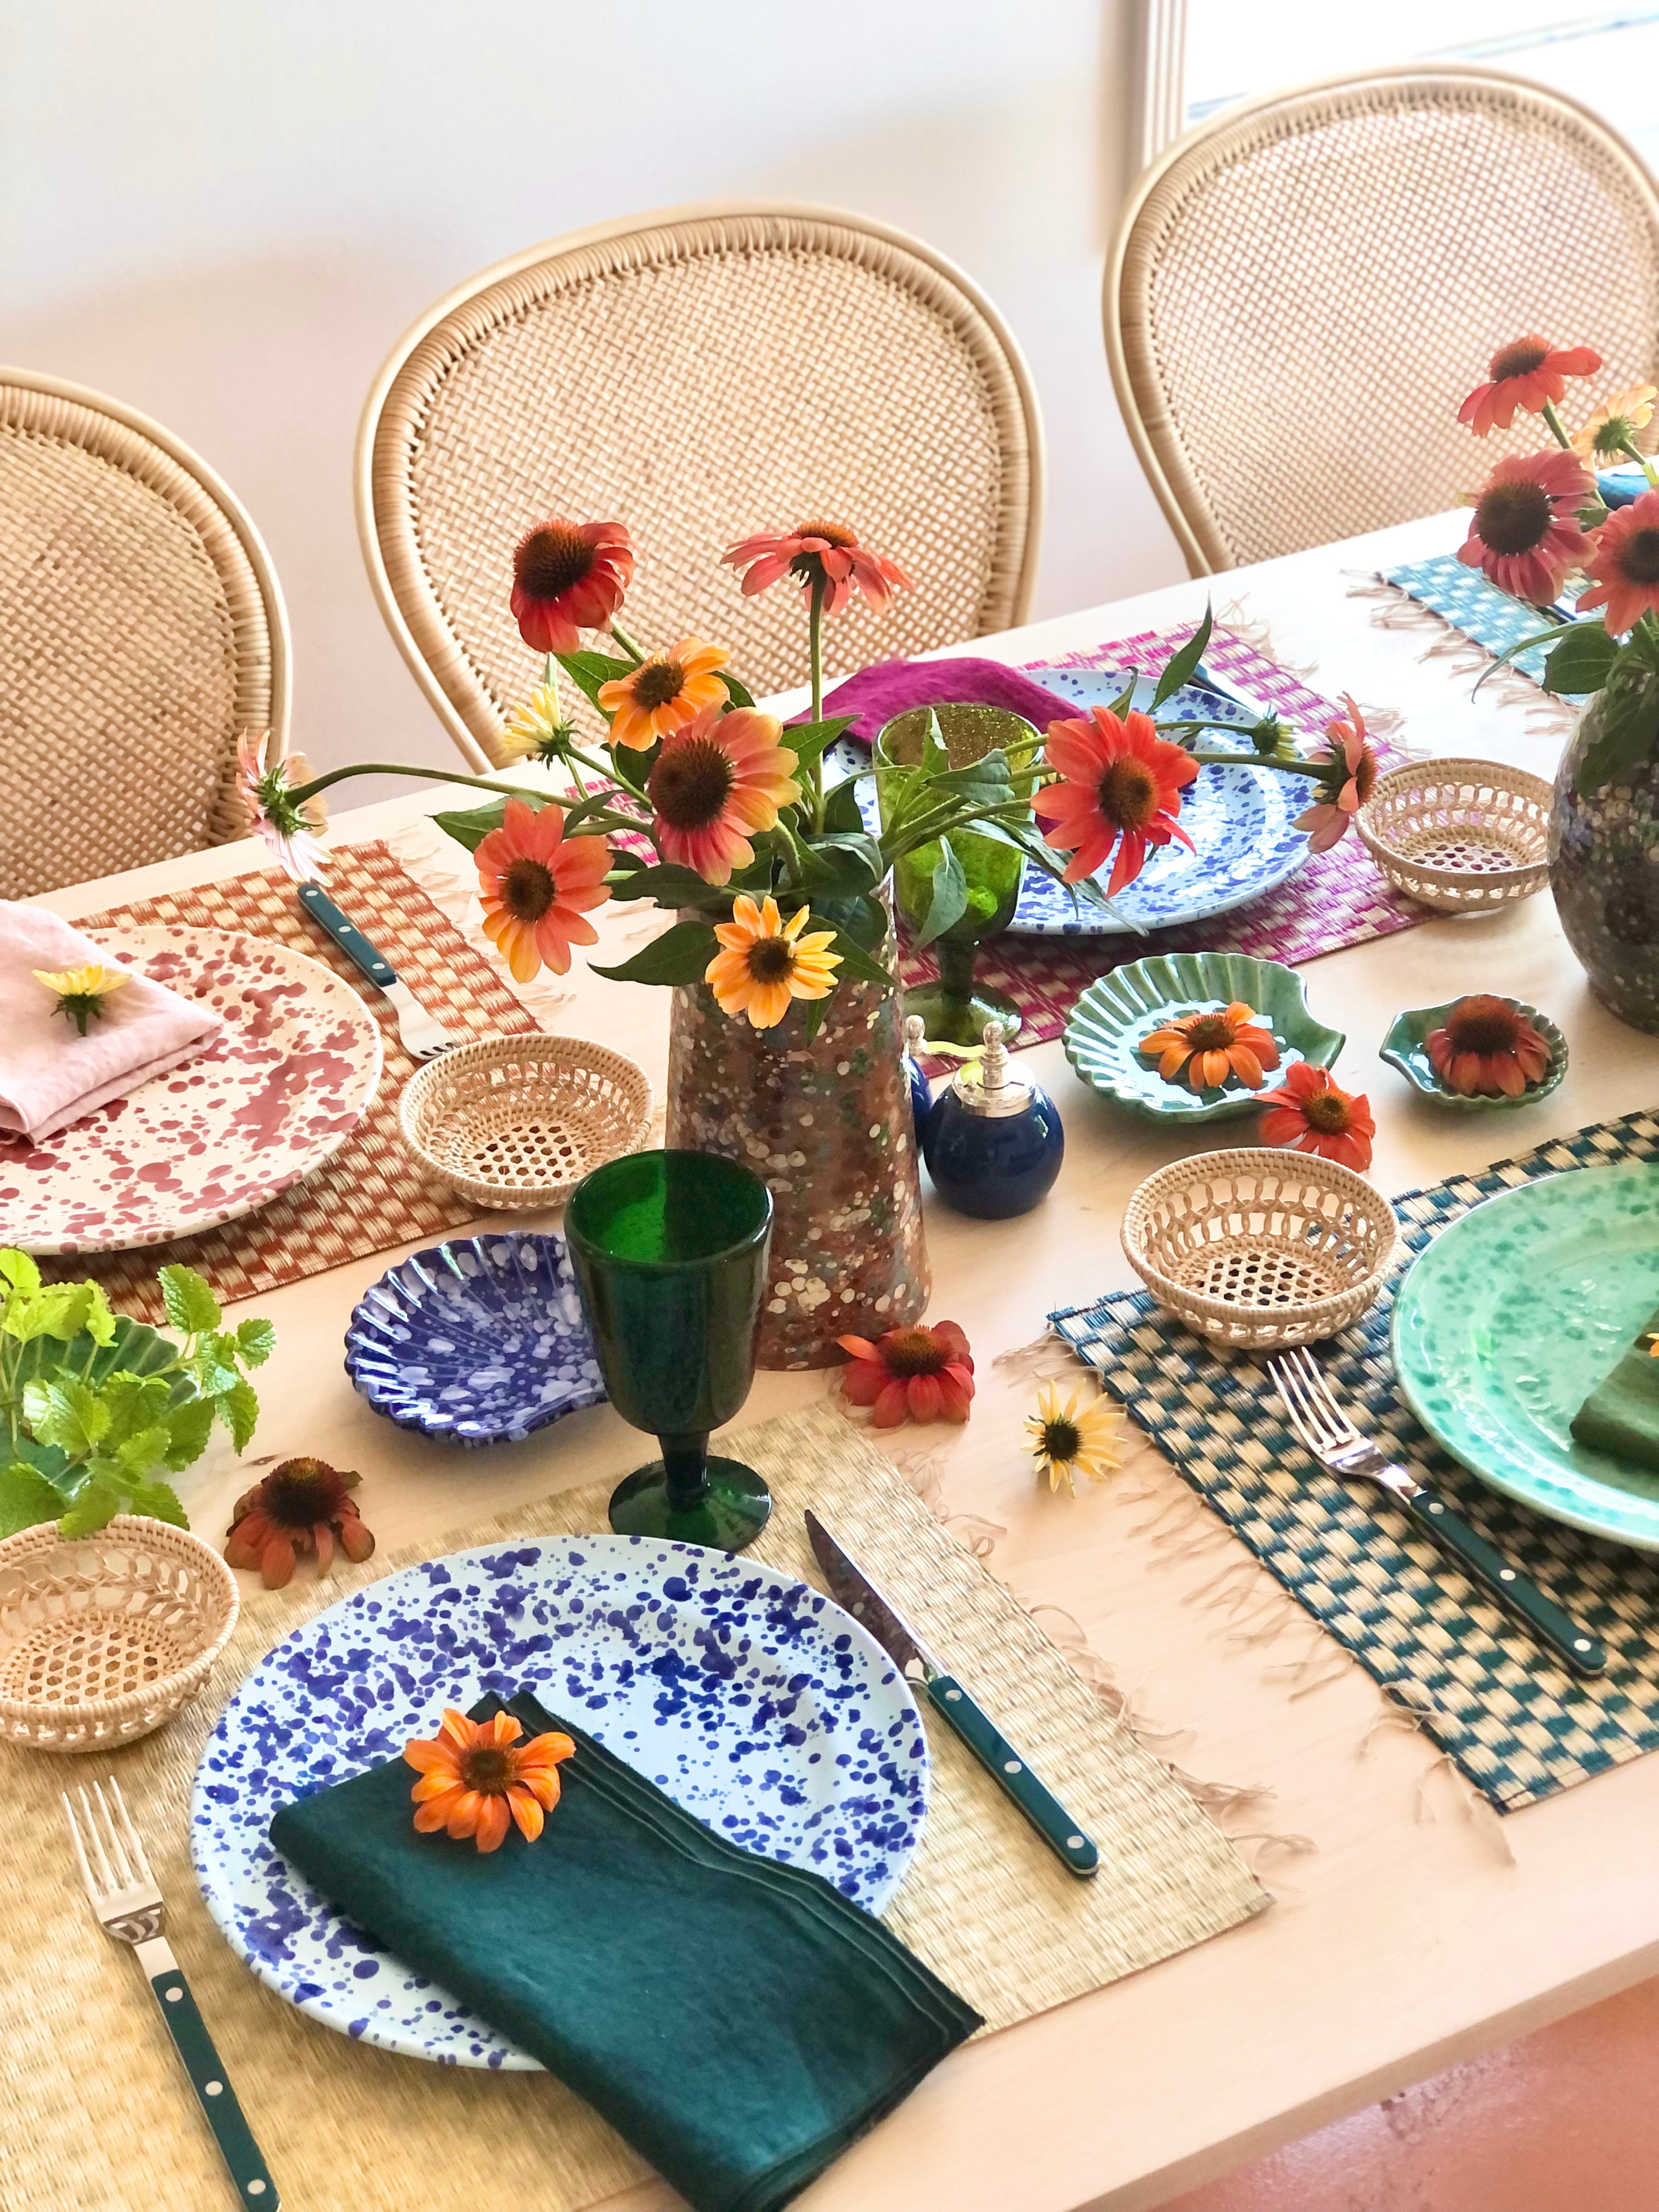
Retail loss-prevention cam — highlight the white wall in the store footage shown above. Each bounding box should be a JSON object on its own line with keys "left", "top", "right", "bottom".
{"left": 0, "top": 0, "right": 1183, "bottom": 780}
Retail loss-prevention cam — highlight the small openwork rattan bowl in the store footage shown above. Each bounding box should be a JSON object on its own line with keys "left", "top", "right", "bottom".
{"left": 1121, "top": 1149, "right": 1398, "bottom": 1350}
{"left": 399, "top": 1034, "right": 652, "bottom": 1210}
{"left": 0, "top": 1516, "right": 240, "bottom": 1753}
{"left": 1356, "top": 757, "right": 1551, "bottom": 911}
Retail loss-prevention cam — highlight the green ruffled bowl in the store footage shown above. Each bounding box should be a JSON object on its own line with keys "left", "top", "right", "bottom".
{"left": 1379, "top": 997, "right": 1567, "bottom": 1110}
{"left": 1063, "top": 952, "right": 1346, "bottom": 1125}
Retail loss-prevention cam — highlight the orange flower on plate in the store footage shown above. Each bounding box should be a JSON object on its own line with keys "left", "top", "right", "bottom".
{"left": 704, "top": 894, "right": 842, "bottom": 1027}
{"left": 1138, "top": 1002, "right": 1280, "bottom": 1092}
{"left": 597, "top": 637, "right": 731, "bottom": 749}
{"left": 1458, "top": 336, "right": 1602, "bottom": 436}
{"left": 1456, "top": 450, "right": 1594, "bottom": 607}
{"left": 646, "top": 704, "right": 802, "bottom": 884}
{"left": 403, "top": 1707, "right": 576, "bottom": 1853}
{"left": 1294, "top": 695, "right": 1379, "bottom": 853}
{"left": 723, "top": 520, "right": 912, "bottom": 616}
{"left": 1033, "top": 707, "right": 1197, "bottom": 895}
{"left": 837, "top": 1320, "right": 975, "bottom": 1427}
{"left": 1256, "top": 1063, "right": 1375, "bottom": 1172}
{"left": 1576, "top": 488, "right": 1659, "bottom": 635}
{"left": 476, "top": 798, "right": 612, "bottom": 984}
{"left": 1425, "top": 995, "right": 1553, "bottom": 1097}
{"left": 510, "top": 518, "right": 635, "bottom": 652}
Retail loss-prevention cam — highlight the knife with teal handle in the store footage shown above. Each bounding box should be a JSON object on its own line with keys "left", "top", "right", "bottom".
{"left": 804, "top": 1509, "right": 1099, "bottom": 1878}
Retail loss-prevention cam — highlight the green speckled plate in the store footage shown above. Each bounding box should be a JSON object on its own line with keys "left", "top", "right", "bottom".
{"left": 1379, "top": 998, "right": 1567, "bottom": 1110}
{"left": 1062, "top": 951, "right": 1345, "bottom": 1124}
{"left": 1393, "top": 1163, "right": 1659, "bottom": 1550}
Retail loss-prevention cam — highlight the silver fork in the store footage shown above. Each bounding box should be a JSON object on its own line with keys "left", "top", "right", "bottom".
{"left": 297, "top": 881, "right": 459, "bottom": 1059}
{"left": 64, "top": 1779, "right": 280, "bottom": 2209}
{"left": 1270, "top": 1346, "right": 1607, "bottom": 1679}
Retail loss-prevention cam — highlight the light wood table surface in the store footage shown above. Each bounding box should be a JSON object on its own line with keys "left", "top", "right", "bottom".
{"left": 33, "top": 512, "right": 1659, "bottom": 2212}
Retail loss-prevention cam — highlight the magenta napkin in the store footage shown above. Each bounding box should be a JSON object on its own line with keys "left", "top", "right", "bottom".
{"left": 800, "top": 655, "right": 1075, "bottom": 747}
{"left": 0, "top": 902, "right": 224, "bottom": 1144}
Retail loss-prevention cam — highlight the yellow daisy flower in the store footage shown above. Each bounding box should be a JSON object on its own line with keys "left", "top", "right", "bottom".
{"left": 499, "top": 675, "right": 575, "bottom": 765}
{"left": 705, "top": 894, "right": 842, "bottom": 1029}
{"left": 1026, "top": 1381, "right": 1124, "bottom": 1496}
{"left": 1572, "top": 384, "right": 1658, "bottom": 466}
{"left": 33, "top": 964, "right": 129, "bottom": 1037}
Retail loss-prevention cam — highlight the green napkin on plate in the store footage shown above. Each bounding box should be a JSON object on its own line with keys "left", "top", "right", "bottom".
{"left": 1570, "top": 1306, "right": 1659, "bottom": 1468}
{"left": 269, "top": 1689, "right": 979, "bottom": 2212}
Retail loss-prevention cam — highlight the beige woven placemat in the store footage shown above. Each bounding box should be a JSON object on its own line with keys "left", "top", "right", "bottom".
{"left": 2, "top": 1401, "right": 1265, "bottom": 2212}
{"left": 43, "top": 840, "right": 540, "bottom": 1321}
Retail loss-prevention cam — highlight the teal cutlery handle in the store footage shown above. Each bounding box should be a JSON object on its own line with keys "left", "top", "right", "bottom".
{"left": 149, "top": 1963, "right": 279, "bottom": 2207}
{"left": 925, "top": 1674, "right": 1099, "bottom": 1877}
{"left": 1406, "top": 1485, "right": 1606, "bottom": 1677}
{"left": 297, "top": 881, "right": 396, "bottom": 988}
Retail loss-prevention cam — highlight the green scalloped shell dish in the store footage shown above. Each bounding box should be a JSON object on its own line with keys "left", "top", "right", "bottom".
{"left": 1062, "top": 952, "right": 1346, "bottom": 1124}
{"left": 1379, "top": 998, "right": 1567, "bottom": 1110}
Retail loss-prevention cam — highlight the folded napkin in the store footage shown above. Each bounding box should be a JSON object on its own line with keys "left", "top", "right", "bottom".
{"left": 1570, "top": 1306, "right": 1659, "bottom": 1468}
{"left": 803, "top": 654, "right": 1074, "bottom": 748}
{"left": 0, "top": 902, "right": 225, "bottom": 1144}
{"left": 270, "top": 1690, "right": 980, "bottom": 2212}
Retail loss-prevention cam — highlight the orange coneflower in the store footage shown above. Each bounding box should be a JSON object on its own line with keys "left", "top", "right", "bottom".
{"left": 224, "top": 1458, "right": 374, "bottom": 1590}
{"left": 1576, "top": 489, "right": 1659, "bottom": 636}
{"left": 1032, "top": 706, "right": 1198, "bottom": 895}
{"left": 1456, "top": 450, "right": 1595, "bottom": 607}
{"left": 403, "top": 1707, "right": 576, "bottom": 1853}
{"left": 1137, "top": 1002, "right": 1281, "bottom": 1092}
{"left": 475, "top": 798, "right": 612, "bottom": 984}
{"left": 646, "top": 704, "right": 802, "bottom": 884}
{"left": 723, "top": 520, "right": 912, "bottom": 616}
{"left": 1425, "top": 995, "right": 1553, "bottom": 1098}
{"left": 1458, "top": 336, "right": 1602, "bottom": 437}
{"left": 1256, "top": 1063, "right": 1375, "bottom": 1172}
{"left": 837, "top": 1320, "right": 975, "bottom": 1427}
{"left": 510, "top": 517, "right": 635, "bottom": 653}
{"left": 1294, "top": 695, "right": 1379, "bottom": 853}
{"left": 597, "top": 637, "right": 731, "bottom": 749}
{"left": 704, "top": 894, "right": 842, "bottom": 1028}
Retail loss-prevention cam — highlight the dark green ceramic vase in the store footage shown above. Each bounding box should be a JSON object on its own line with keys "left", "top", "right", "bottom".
{"left": 566, "top": 1149, "right": 774, "bottom": 1551}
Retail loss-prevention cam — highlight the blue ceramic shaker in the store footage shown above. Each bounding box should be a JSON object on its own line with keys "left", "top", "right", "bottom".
{"left": 922, "top": 1022, "right": 1063, "bottom": 1219}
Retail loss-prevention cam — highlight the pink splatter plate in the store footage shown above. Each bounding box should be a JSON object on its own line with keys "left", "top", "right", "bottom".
{"left": 0, "top": 927, "right": 383, "bottom": 1255}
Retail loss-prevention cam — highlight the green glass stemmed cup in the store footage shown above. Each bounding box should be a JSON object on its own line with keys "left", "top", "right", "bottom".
{"left": 565, "top": 1148, "right": 775, "bottom": 1553}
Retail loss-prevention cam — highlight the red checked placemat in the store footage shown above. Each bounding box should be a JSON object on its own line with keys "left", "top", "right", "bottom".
{"left": 41, "top": 842, "right": 538, "bottom": 1320}
{"left": 901, "top": 624, "right": 1419, "bottom": 1065}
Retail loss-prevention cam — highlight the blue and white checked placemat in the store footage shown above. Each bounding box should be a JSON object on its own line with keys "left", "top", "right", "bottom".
{"left": 1381, "top": 552, "right": 1582, "bottom": 686}
{"left": 1052, "top": 1109, "right": 1659, "bottom": 1813}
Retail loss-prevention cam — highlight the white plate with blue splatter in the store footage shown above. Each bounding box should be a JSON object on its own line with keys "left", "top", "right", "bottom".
{"left": 832, "top": 664, "right": 1315, "bottom": 937}
{"left": 192, "top": 1535, "right": 931, "bottom": 2067}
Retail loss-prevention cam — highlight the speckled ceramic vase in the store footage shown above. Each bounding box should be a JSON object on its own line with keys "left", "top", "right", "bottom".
{"left": 1551, "top": 689, "right": 1659, "bottom": 1033}
{"left": 664, "top": 908, "right": 930, "bottom": 1371}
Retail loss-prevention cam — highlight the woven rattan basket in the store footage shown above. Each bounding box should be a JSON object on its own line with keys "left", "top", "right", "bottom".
{"left": 1121, "top": 1149, "right": 1398, "bottom": 1350}
{"left": 399, "top": 1034, "right": 652, "bottom": 1209}
{"left": 0, "top": 1516, "right": 240, "bottom": 1752}
{"left": 1356, "top": 758, "right": 1551, "bottom": 911}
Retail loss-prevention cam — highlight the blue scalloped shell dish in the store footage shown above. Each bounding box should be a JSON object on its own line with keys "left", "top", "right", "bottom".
{"left": 343, "top": 1233, "right": 605, "bottom": 1444}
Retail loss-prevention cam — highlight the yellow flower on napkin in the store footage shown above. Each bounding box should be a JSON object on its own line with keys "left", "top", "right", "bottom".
{"left": 33, "top": 964, "right": 128, "bottom": 1037}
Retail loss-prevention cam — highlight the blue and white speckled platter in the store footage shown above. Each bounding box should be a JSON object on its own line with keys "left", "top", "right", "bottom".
{"left": 832, "top": 665, "right": 1314, "bottom": 937}
{"left": 192, "top": 1535, "right": 931, "bottom": 2068}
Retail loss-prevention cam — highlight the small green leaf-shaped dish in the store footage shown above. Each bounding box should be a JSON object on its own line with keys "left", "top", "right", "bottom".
{"left": 1379, "top": 997, "right": 1567, "bottom": 1110}
{"left": 1063, "top": 951, "right": 1346, "bottom": 1124}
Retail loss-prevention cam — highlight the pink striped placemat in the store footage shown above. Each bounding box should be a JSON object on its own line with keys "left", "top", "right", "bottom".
{"left": 900, "top": 624, "right": 1418, "bottom": 1064}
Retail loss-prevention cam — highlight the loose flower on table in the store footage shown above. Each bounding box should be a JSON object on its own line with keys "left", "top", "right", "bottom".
{"left": 1255, "top": 1063, "right": 1375, "bottom": 1172}
{"left": 837, "top": 1320, "right": 975, "bottom": 1427}
{"left": 224, "top": 1457, "right": 374, "bottom": 1589}
{"left": 1027, "top": 1382, "right": 1125, "bottom": 1496}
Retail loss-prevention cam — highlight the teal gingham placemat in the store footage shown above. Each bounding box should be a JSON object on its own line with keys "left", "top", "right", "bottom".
{"left": 1382, "top": 552, "right": 1582, "bottom": 685}
{"left": 1051, "top": 1109, "right": 1659, "bottom": 1813}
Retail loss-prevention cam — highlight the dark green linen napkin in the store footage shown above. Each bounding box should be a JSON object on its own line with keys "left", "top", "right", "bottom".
{"left": 1570, "top": 1307, "right": 1659, "bottom": 1469}
{"left": 269, "top": 1690, "right": 980, "bottom": 2212}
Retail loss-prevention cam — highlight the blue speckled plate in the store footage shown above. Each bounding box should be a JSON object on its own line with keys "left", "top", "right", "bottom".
{"left": 1393, "top": 1164, "right": 1659, "bottom": 1550}
{"left": 192, "top": 1536, "right": 930, "bottom": 2067}
{"left": 830, "top": 664, "right": 1314, "bottom": 937}
{"left": 343, "top": 1233, "right": 605, "bottom": 1446}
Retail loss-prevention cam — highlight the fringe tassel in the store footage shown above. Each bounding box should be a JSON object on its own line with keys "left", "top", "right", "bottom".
{"left": 1345, "top": 575, "right": 1577, "bottom": 737}
{"left": 1358, "top": 1696, "right": 1517, "bottom": 1864}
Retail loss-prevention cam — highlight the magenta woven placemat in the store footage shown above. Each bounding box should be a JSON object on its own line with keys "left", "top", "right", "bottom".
{"left": 899, "top": 623, "right": 1418, "bottom": 1065}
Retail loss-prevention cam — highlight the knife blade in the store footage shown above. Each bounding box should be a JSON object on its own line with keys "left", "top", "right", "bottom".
{"left": 803, "top": 1509, "right": 1099, "bottom": 1879}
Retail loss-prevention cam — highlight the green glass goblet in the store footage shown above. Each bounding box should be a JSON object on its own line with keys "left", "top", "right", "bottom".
{"left": 565, "top": 1148, "right": 775, "bottom": 1552}
{"left": 876, "top": 703, "right": 1037, "bottom": 1051}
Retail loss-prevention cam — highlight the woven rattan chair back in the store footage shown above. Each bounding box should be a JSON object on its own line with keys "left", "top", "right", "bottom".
{"left": 1107, "top": 66, "right": 1659, "bottom": 575}
{"left": 358, "top": 203, "right": 1043, "bottom": 771}
{"left": 0, "top": 370, "right": 290, "bottom": 898}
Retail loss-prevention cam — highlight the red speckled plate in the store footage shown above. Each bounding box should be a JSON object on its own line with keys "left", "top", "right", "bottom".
{"left": 1, "top": 927, "right": 383, "bottom": 1255}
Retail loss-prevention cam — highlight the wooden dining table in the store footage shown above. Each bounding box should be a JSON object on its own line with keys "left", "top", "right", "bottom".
{"left": 33, "top": 508, "right": 1659, "bottom": 2212}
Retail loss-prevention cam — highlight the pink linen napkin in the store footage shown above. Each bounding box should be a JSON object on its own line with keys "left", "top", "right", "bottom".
{"left": 0, "top": 902, "right": 225, "bottom": 1144}
{"left": 795, "top": 655, "right": 1076, "bottom": 747}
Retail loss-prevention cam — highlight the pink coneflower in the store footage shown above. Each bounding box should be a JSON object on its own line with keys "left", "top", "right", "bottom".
{"left": 475, "top": 799, "right": 612, "bottom": 983}
{"left": 1576, "top": 488, "right": 1659, "bottom": 635}
{"left": 509, "top": 518, "right": 635, "bottom": 652}
{"left": 1456, "top": 450, "right": 1594, "bottom": 605}
{"left": 1294, "top": 695, "right": 1378, "bottom": 853}
{"left": 645, "top": 703, "right": 802, "bottom": 884}
{"left": 723, "top": 520, "right": 912, "bottom": 616}
{"left": 236, "top": 731, "right": 329, "bottom": 881}
{"left": 1426, "top": 996, "right": 1553, "bottom": 1098}
{"left": 1033, "top": 707, "right": 1197, "bottom": 894}
{"left": 1458, "top": 336, "right": 1602, "bottom": 437}
{"left": 836, "top": 1320, "right": 975, "bottom": 1427}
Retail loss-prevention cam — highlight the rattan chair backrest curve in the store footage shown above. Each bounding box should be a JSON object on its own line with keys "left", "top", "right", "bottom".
{"left": 1107, "top": 65, "right": 1659, "bottom": 575}
{"left": 358, "top": 202, "right": 1045, "bottom": 772}
{"left": 0, "top": 370, "right": 290, "bottom": 899}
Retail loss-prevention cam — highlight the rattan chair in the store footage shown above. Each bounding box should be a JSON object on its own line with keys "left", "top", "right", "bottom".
{"left": 0, "top": 370, "right": 290, "bottom": 899}
{"left": 357, "top": 202, "right": 1044, "bottom": 772}
{"left": 1107, "top": 65, "right": 1659, "bottom": 575}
